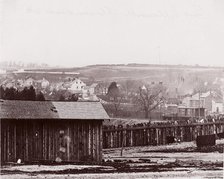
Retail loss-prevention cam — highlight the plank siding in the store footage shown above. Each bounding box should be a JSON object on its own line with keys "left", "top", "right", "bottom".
{"left": 1, "top": 119, "right": 103, "bottom": 164}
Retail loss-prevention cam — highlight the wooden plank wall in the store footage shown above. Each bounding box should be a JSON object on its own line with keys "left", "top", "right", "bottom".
{"left": 103, "top": 122, "right": 224, "bottom": 149}
{"left": 1, "top": 119, "right": 102, "bottom": 164}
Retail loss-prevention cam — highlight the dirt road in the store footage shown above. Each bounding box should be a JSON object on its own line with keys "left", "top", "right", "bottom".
{"left": 1, "top": 170, "right": 223, "bottom": 179}
{"left": 1, "top": 140, "right": 224, "bottom": 178}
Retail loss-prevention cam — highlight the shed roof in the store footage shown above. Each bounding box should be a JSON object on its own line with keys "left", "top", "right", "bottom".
{"left": 0, "top": 100, "right": 109, "bottom": 120}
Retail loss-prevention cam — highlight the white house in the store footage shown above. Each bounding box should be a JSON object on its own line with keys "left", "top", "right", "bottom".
{"left": 82, "top": 83, "right": 98, "bottom": 99}
{"left": 40, "top": 78, "right": 50, "bottom": 89}
{"left": 211, "top": 99, "right": 224, "bottom": 114}
{"left": 68, "top": 78, "right": 86, "bottom": 92}
{"left": 0, "top": 69, "right": 6, "bottom": 74}
{"left": 182, "top": 91, "right": 224, "bottom": 114}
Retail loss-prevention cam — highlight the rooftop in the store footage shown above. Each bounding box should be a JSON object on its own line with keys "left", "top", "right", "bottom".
{"left": 0, "top": 100, "right": 109, "bottom": 120}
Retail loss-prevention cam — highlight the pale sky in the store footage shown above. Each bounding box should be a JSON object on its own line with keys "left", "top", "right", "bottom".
{"left": 1, "top": 0, "right": 224, "bottom": 67}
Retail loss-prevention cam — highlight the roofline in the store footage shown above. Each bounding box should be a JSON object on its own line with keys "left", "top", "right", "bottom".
{"left": 178, "top": 107, "right": 206, "bottom": 109}
{"left": 0, "top": 99, "right": 101, "bottom": 102}
{"left": 0, "top": 118, "right": 107, "bottom": 120}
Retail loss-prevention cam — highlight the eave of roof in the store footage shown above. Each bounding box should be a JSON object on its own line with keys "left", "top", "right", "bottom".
{"left": 0, "top": 100, "right": 109, "bottom": 120}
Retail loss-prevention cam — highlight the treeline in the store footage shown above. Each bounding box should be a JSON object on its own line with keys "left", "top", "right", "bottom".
{"left": 0, "top": 86, "right": 79, "bottom": 101}
{"left": 0, "top": 86, "right": 45, "bottom": 101}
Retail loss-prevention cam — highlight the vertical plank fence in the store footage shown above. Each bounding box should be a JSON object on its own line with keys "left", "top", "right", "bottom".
{"left": 103, "top": 121, "right": 224, "bottom": 149}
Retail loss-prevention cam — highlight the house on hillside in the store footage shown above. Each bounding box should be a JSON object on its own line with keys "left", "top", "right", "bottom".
{"left": 35, "top": 78, "right": 50, "bottom": 90}
{"left": 1, "top": 79, "right": 24, "bottom": 90}
{"left": 82, "top": 83, "right": 98, "bottom": 100}
{"left": 40, "top": 78, "right": 50, "bottom": 89}
{"left": 0, "top": 100, "right": 109, "bottom": 164}
{"left": 54, "top": 82, "right": 64, "bottom": 91}
{"left": 59, "top": 78, "right": 86, "bottom": 94}
{"left": 3, "top": 80, "right": 16, "bottom": 89}
{"left": 68, "top": 78, "right": 86, "bottom": 92}
{"left": 95, "top": 83, "right": 108, "bottom": 95}
{"left": 24, "top": 77, "right": 35, "bottom": 87}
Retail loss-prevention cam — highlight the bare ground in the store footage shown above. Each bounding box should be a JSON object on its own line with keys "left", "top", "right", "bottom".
{"left": 1, "top": 139, "right": 224, "bottom": 179}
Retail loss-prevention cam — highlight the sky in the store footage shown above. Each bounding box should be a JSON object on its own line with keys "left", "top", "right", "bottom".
{"left": 1, "top": 0, "right": 224, "bottom": 67}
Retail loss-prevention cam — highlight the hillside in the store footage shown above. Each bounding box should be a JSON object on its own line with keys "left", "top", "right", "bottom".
{"left": 1, "top": 64, "right": 224, "bottom": 97}
{"left": 25, "top": 64, "right": 224, "bottom": 95}
{"left": 23, "top": 63, "right": 224, "bottom": 81}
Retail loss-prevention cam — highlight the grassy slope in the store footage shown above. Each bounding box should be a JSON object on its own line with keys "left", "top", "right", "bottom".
{"left": 3, "top": 64, "right": 224, "bottom": 96}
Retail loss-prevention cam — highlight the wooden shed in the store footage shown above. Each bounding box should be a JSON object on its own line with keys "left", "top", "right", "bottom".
{"left": 0, "top": 100, "right": 109, "bottom": 164}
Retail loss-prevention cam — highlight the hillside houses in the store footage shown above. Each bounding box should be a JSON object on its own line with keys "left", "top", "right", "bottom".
{"left": 56, "top": 79, "right": 97, "bottom": 100}
{"left": 1, "top": 79, "right": 24, "bottom": 90}
{"left": 0, "top": 77, "right": 98, "bottom": 101}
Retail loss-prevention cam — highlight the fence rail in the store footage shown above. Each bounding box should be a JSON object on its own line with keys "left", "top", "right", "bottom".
{"left": 103, "top": 121, "right": 224, "bottom": 149}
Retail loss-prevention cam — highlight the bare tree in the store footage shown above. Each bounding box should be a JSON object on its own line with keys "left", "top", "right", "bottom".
{"left": 135, "top": 83, "right": 166, "bottom": 119}
{"left": 122, "top": 80, "right": 133, "bottom": 97}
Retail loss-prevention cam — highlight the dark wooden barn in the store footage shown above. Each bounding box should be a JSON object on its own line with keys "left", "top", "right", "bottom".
{"left": 0, "top": 100, "right": 109, "bottom": 164}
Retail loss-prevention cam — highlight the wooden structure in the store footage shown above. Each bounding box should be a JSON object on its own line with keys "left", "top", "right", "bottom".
{"left": 163, "top": 107, "right": 206, "bottom": 121}
{"left": 0, "top": 100, "right": 109, "bottom": 164}
{"left": 103, "top": 121, "right": 224, "bottom": 148}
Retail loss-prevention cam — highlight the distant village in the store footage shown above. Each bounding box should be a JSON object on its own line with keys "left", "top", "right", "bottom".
{"left": 1, "top": 67, "right": 224, "bottom": 121}
{"left": 0, "top": 75, "right": 98, "bottom": 101}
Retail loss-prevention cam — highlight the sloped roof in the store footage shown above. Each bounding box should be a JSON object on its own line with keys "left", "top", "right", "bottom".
{"left": 192, "top": 91, "right": 213, "bottom": 99}
{"left": 0, "top": 100, "right": 109, "bottom": 120}
{"left": 90, "top": 83, "right": 98, "bottom": 88}
{"left": 212, "top": 97, "right": 223, "bottom": 103}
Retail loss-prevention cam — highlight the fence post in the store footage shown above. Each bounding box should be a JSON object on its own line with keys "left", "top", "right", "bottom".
{"left": 120, "top": 129, "right": 126, "bottom": 156}
{"left": 102, "top": 122, "right": 224, "bottom": 149}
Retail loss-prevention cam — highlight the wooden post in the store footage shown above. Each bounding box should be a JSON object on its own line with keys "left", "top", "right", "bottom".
{"left": 67, "top": 126, "right": 70, "bottom": 161}
{"left": 120, "top": 129, "right": 126, "bottom": 156}
{"left": 99, "top": 122, "right": 103, "bottom": 163}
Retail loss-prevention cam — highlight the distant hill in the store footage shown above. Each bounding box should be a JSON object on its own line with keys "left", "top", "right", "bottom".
{"left": 2, "top": 64, "right": 224, "bottom": 97}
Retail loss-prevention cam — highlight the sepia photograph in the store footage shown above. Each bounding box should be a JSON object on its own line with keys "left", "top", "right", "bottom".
{"left": 0, "top": 0, "right": 224, "bottom": 178}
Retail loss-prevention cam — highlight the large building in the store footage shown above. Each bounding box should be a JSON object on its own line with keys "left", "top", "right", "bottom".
{"left": 0, "top": 100, "right": 109, "bottom": 164}
{"left": 163, "top": 105, "right": 205, "bottom": 121}
{"left": 182, "top": 91, "right": 224, "bottom": 115}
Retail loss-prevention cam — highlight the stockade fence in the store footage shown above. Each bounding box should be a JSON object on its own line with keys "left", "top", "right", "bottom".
{"left": 103, "top": 121, "right": 224, "bottom": 149}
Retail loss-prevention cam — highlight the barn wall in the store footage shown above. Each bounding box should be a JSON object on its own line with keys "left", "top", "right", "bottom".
{"left": 1, "top": 119, "right": 103, "bottom": 164}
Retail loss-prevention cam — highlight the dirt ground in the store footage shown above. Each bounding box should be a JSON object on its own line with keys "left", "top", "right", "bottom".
{"left": 1, "top": 139, "right": 224, "bottom": 179}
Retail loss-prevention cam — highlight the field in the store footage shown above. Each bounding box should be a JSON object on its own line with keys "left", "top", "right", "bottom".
{"left": 1, "top": 139, "right": 224, "bottom": 179}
